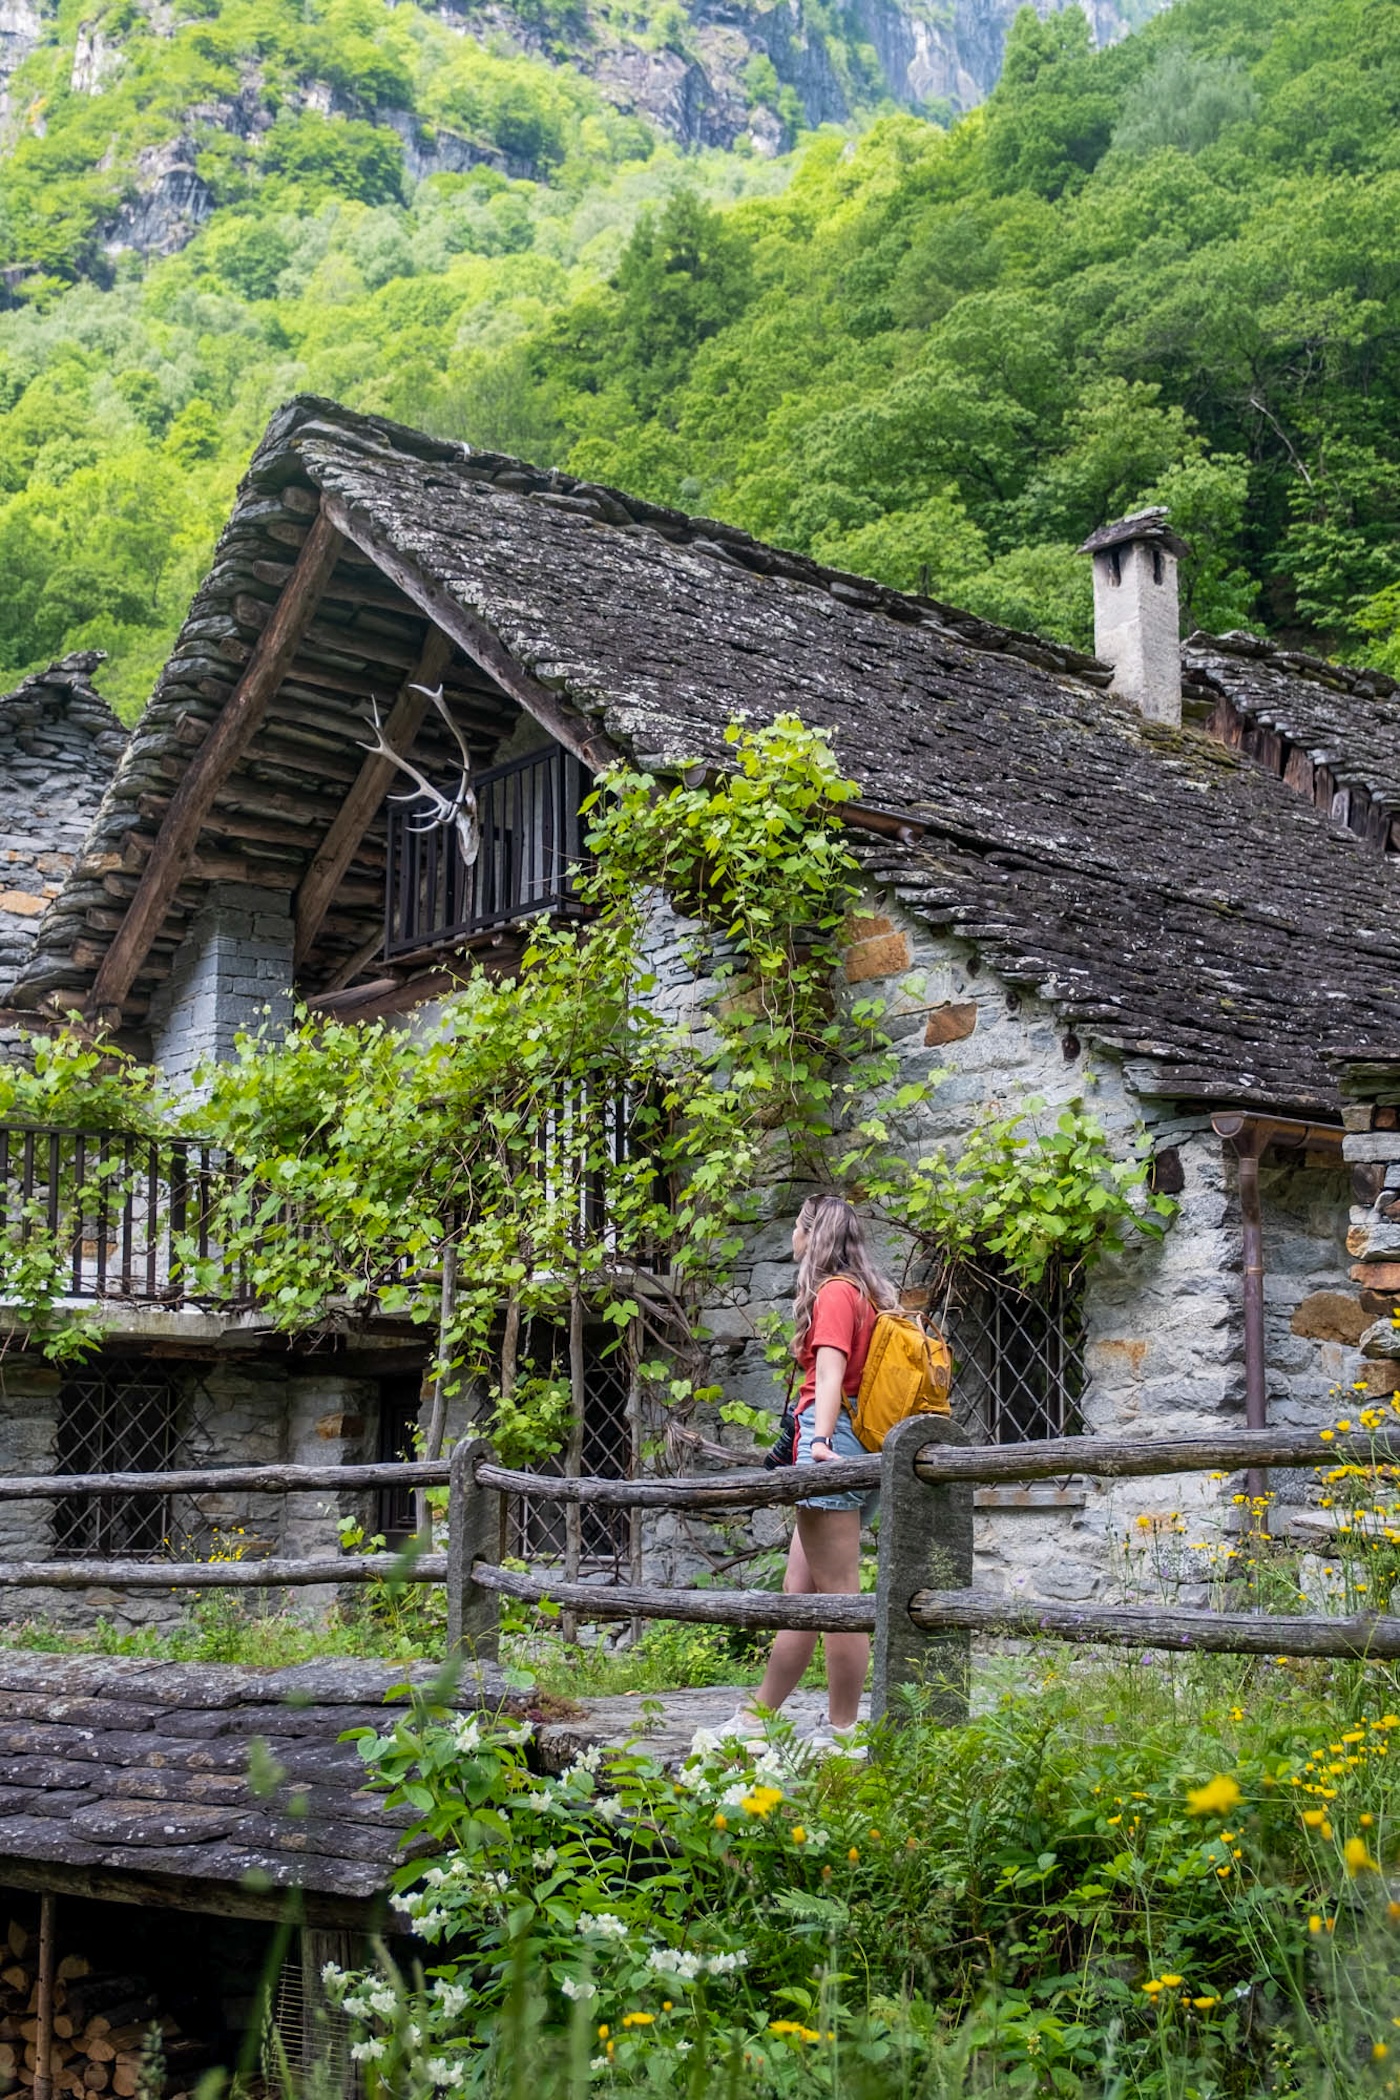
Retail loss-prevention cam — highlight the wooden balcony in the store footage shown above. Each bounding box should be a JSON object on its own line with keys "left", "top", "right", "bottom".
{"left": 384, "top": 743, "right": 591, "bottom": 961}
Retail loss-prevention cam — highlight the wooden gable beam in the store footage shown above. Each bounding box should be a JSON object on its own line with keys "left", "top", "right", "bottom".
{"left": 86, "top": 508, "right": 345, "bottom": 1027}
{"left": 317, "top": 491, "right": 622, "bottom": 776}
{"left": 293, "top": 624, "right": 453, "bottom": 967}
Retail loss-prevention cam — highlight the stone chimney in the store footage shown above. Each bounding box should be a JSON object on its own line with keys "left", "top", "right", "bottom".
{"left": 1078, "top": 508, "right": 1190, "bottom": 728}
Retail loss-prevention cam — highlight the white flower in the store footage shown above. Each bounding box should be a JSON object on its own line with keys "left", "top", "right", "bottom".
{"left": 431, "top": 1982, "right": 470, "bottom": 2019}
{"left": 576, "top": 1911, "right": 629, "bottom": 1941}
{"left": 369, "top": 1985, "right": 398, "bottom": 2020}
{"left": 350, "top": 2040, "right": 387, "bottom": 2063}
{"left": 426, "top": 2058, "right": 467, "bottom": 2087}
{"left": 646, "top": 1948, "right": 701, "bottom": 1981}
{"left": 719, "top": 1783, "right": 750, "bottom": 1808}
{"left": 589, "top": 2057, "right": 611, "bottom": 2073}
{"left": 561, "top": 1977, "right": 597, "bottom": 2002}
{"left": 403, "top": 2024, "right": 423, "bottom": 2047}
{"left": 595, "top": 1795, "right": 625, "bottom": 1822}
{"left": 452, "top": 1718, "right": 482, "bottom": 1755}
{"left": 320, "top": 1962, "right": 346, "bottom": 1994}
{"left": 526, "top": 1791, "right": 552, "bottom": 1810}
{"left": 485, "top": 1870, "right": 511, "bottom": 1895}
{"left": 566, "top": 1746, "right": 603, "bottom": 1778}
{"left": 532, "top": 1846, "right": 559, "bottom": 1871}
{"left": 675, "top": 2042, "right": 692, "bottom": 2057}
{"left": 705, "top": 1952, "right": 748, "bottom": 1974}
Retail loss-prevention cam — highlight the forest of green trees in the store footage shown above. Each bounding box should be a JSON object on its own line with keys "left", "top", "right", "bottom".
{"left": 1, "top": 0, "right": 1398, "bottom": 713}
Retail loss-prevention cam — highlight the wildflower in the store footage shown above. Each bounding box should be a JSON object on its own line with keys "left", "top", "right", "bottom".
{"left": 577, "top": 1913, "right": 629, "bottom": 1941}
{"left": 847, "top": 1846, "right": 860, "bottom": 1864}
{"left": 662, "top": 2003, "right": 672, "bottom": 2013}
{"left": 791, "top": 1825, "right": 807, "bottom": 1844}
{"left": 597, "top": 2026, "right": 610, "bottom": 2042}
{"left": 868, "top": 1829, "right": 881, "bottom": 1841}
{"left": 1388, "top": 1902, "right": 1400, "bottom": 1924}
{"left": 561, "top": 1978, "right": 597, "bottom": 2002}
{"left": 1187, "top": 1776, "right": 1242, "bottom": 1816}
{"left": 713, "top": 1813, "right": 728, "bottom": 1830}
{"left": 739, "top": 1785, "right": 782, "bottom": 1818}
{"left": 705, "top": 1952, "right": 748, "bottom": 1974}
{"left": 621, "top": 2013, "right": 655, "bottom": 2028}
{"left": 646, "top": 1948, "right": 702, "bottom": 1981}
{"left": 1193, "top": 1997, "right": 1219, "bottom": 2010}
{"left": 532, "top": 1847, "right": 559, "bottom": 1871}
{"left": 1303, "top": 1810, "right": 1327, "bottom": 1828}
{"left": 350, "top": 2040, "right": 387, "bottom": 2064}
{"left": 1376, "top": 2042, "right": 1392, "bottom": 2062}
{"left": 1216, "top": 1865, "right": 1231, "bottom": 1877}
{"left": 1160, "top": 1975, "right": 1183, "bottom": 1988}
{"left": 1345, "top": 1836, "right": 1380, "bottom": 1875}
{"left": 1309, "top": 1916, "right": 1323, "bottom": 1934}
{"left": 1141, "top": 1980, "right": 1165, "bottom": 1996}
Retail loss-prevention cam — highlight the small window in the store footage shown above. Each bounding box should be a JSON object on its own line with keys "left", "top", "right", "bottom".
{"left": 1108, "top": 548, "right": 1122, "bottom": 587}
{"left": 506, "top": 1320, "right": 633, "bottom": 1575}
{"left": 54, "top": 1363, "right": 184, "bottom": 1557}
{"left": 949, "top": 1267, "right": 1086, "bottom": 1445}
{"left": 1152, "top": 546, "right": 1165, "bottom": 585}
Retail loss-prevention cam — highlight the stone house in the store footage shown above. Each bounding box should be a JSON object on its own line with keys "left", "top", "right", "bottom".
{"left": 1, "top": 395, "right": 1399, "bottom": 1619}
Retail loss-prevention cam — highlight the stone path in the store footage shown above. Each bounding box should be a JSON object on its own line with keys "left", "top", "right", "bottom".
{"left": 533, "top": 1687, "right": 870, "bottom": 1771}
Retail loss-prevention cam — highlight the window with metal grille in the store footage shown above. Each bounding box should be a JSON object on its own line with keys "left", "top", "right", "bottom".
{"left": 53, "top": 1361, "right": 185, "bottom": 1556}
{"left": 507, "top": 1322, "right": 633, "bottom": 1577}
{"left": 948, "top": 1267, "right": 1086, "bottom": 1445}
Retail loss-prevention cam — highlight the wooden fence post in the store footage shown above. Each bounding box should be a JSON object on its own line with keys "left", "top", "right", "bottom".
{"left": 447, "top": 1438, "right": 500, "bottom": 1663}
{"left": 871, "top": 1414, "right": 973, "bottom": 1728}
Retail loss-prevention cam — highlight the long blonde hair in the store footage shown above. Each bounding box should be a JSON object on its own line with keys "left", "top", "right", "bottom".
{"left": 792, "top": 1194, "right": 898, "bottom": 1352}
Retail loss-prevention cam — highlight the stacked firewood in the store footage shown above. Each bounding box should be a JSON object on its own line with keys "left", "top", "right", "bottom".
{"left": 0, "top": 1922, "right": 199, "bottom": 2100}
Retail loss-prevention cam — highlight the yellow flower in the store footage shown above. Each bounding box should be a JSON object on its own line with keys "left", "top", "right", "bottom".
{"left": 1187, "top": 1775, "right": 1242, "bottom": 1816}
{"left": 1141, "top": 1980, "right": 1165, "bottom": 1995}
{"left": 1388, "top": 1902, "right": 1400, "bottom": 1924}
{"left": 621, "top": 2012, "right": 655, "bottom": 2028}
{"left": 847, "top": 1846, "right": 860, "bottom": 1864}
{"left": 1361, "top": 1813, "right": 1374, "bottom": 1826}
{"left": 1193, "top": 1997, "right": 1219, "bottom": 2010}
{"left": 713, "top": 1813, "right": 728, "bottom": 1831}
{"left": 1216, "top": 1864, "right": 1231, "bottom": 1878}
{"left": 1309, "top": 1915, "right": 1323, "bottom": 1934}
{"left": 1303, "top": 1810, "right": 1327, "bottom": 1828}
{"left": 791, "top": 1824, "right": 807, "bottom": 1843}
{"left": 1345, "top": 1836, "right": 1380, "bottom": 1875}
{"left": 739, "top": 1785, "right": 783, "bottom": 1818}
{"left": 1160, "top": 1975, "right": 1183, "bottom": 1988}
{"left": 662, "top": 2002, "right": 673, "bottom": 2013}
{"left": 1375, "top": 2043, "right": 1391, "bottom": 2062}
{"left": 597, "top": 2026, "right": 610, "bottom": 2041}
{"left": 1320, "top": 1430, "right": 1335, "bottom": 1442}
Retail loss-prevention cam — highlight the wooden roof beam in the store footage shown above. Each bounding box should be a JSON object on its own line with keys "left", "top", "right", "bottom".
{"left": 86, "top": 507, "right": 345, "bottom": 1028}
{"left": 293, "top": 623, "right": 453, "bottom": 965}
{"left": 318, "top": 490, "right": 621, "bottom": 775}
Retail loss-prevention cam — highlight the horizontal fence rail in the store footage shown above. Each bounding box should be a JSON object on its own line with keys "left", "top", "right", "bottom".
{"left": 0, "top": 1424, "right": 1395, "bottom": 1725}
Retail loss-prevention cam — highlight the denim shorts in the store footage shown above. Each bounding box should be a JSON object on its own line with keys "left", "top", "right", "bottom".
{"left": 795, "top": 1407, "right": 879, "bottom": 1519}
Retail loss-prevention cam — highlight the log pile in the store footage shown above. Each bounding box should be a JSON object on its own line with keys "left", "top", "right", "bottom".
{"left": 0, "top": 1922, "right": 202, "bottom": 2100}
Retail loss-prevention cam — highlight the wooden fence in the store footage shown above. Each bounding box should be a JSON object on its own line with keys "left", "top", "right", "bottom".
{"left": 1, "top": 1421, "right": 1397, "bottom": 1724}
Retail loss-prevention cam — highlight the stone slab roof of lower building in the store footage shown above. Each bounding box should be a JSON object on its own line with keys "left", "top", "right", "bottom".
{"left": 0, "top": 655, "right": 126, "bottom": 1000}
{"left": 1183, "top": 631, "right": 1400, "bottom": 851}
{"left": 14, "top": 397, "right": 1400, "bottom": 1114}
{"left": 0, "top": 1654, "right": 503, "bottom": 1917}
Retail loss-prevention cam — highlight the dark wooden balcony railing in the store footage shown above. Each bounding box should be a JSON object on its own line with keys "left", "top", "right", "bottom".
{"left": 0, "top": 1125, "right": 244, "bottom": 1305}
{"left": 385, "top": 743, "right": 590, "bottom": 960}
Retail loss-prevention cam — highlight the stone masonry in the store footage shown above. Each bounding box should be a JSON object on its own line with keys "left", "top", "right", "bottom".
{"left": 146, "top": 882, "right": 294, "bottom": 1085}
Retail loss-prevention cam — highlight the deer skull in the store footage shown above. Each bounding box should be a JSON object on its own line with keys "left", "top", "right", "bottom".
{"left": 360, "top": 685, "right": 481, "bottom": 867}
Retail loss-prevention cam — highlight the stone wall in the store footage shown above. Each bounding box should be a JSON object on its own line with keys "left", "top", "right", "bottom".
{"left": 667, "top": 888, "right": 1360, "bottom": 1602}
{"left": 147, "top": 882, "right": 294, "bottom": 1085}
{"left": 0, "top": 1350, "right": 387, "bottom": 1632}
{"left": 0, "top": 653, "right": 126, "bottom": 1023}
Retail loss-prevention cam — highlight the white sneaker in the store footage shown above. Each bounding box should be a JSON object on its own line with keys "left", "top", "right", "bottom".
{"left": 714, "top": 1708, "right": 766, "bottom": 1743}
{"left": 804, "top": 1722, "right": 868, "bottom": 1761}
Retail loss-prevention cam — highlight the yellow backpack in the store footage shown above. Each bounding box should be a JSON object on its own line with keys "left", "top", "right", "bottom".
{"left": 838, "top": 1286, "right": 953, "bottom": 1452}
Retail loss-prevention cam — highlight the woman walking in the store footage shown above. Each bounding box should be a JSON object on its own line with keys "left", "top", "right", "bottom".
{"left": 722, "top": 1194, "right": 899, "bottom": 1756}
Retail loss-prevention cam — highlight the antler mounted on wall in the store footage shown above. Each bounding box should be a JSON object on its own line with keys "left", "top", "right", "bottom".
{"left": 360, "top": 684, "right": 481, "bottom": 866}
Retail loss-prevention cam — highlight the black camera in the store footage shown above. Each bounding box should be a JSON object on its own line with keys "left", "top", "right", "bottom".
{"left": 762, "top": 1406, "right": 797, "bottom": 1471}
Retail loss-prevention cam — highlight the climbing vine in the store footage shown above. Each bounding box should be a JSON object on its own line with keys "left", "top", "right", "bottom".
{"left": 0, "top": 716, "right": 1174, "bottom": 1454}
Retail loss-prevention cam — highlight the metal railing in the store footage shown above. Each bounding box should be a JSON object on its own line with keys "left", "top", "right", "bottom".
{"left": 0, "top": 1125, "right": 246, "bottom": 1305}
{"left": 0, "top": 1424, "right": 1395, "bottom": 1726}
{"left": 385, "top": 744, "right": 591, "bottom": 958}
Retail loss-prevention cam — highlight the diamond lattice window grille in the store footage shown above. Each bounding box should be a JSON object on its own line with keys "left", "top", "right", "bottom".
{"left": 946, "top": 1265, "right": 1086, "bottom": 1446}
{"left": 53, "top": 1362, "right": 186, "bottom": 1557}
{"left": 507, "top": 1321, "right": 633, "bottom": 1576}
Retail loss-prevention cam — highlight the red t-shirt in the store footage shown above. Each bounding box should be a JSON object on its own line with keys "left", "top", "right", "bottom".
{"left": 796, "top": 1277, "right": 877, "bottom": 1413}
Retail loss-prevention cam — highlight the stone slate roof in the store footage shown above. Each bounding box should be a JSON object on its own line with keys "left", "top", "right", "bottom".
{"left": 0, "top": 1654, "right": 500, "bottom": 1916}
{"left": 16, "top": 397, "right": 1400, "bottom": 1114}
{"left": 0, "top": 655, "right": 126, "bottom": 1000}
{"left": 1183, "top": 631, "right": 1400, "bottom": 853}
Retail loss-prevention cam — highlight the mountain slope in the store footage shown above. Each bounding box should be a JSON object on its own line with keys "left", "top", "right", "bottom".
{"left": 1, "top": 0, "right": 1397, "bottom": 718}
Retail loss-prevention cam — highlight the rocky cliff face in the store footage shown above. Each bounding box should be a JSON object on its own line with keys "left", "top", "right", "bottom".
{"left": 0, "top": 0, "right": 1168, "bottom": 265}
